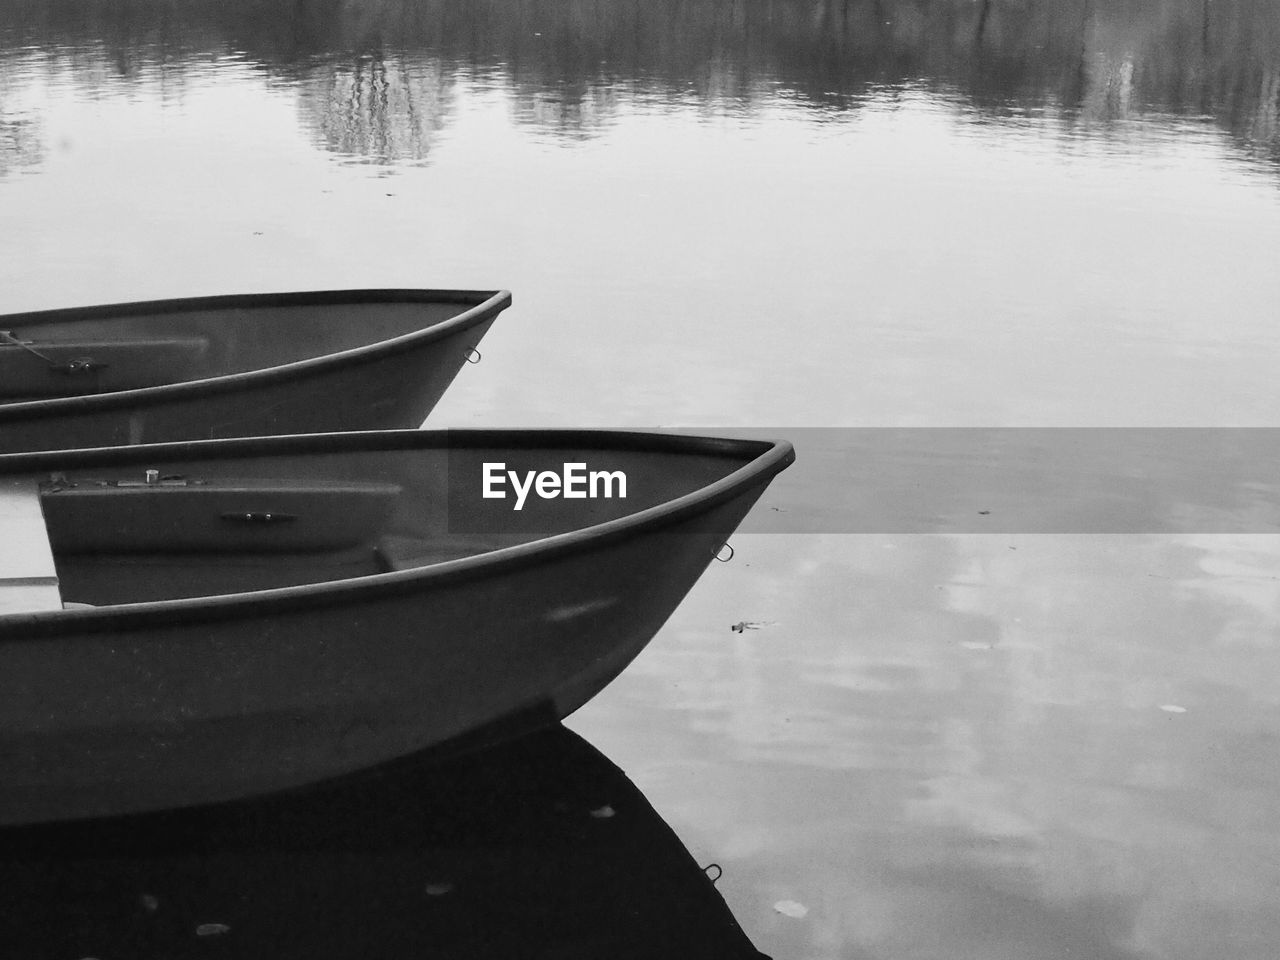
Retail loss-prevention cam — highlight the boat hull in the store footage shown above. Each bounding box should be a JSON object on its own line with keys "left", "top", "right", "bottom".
{"left": 0, "top": 430, "right": 789, "bottom": 824}
{"left": 0, "top": 289, "right": 509, "bottom": 453}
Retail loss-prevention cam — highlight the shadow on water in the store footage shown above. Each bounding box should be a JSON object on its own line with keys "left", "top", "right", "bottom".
{"left": 0, "top": 0, "right": 1277, "bottom": 165}
{"left": 0, "top": 724, "right": 768, "bottom": 959}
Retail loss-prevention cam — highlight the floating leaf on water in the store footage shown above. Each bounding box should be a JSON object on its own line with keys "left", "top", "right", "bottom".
{"left": 773, "top": 900, "right": 808, "bottom": 918}
{"left": 196, "top": 923, "right": 231, "bottom": 937}
{"left": 424, "top": 882, "right": 455, "bottom": 897}
{"left": 1159, "top": 704, "right": 1187, "bottom": 713}
{"left": 589, "top": 804, "right": 616, "bottom": 819}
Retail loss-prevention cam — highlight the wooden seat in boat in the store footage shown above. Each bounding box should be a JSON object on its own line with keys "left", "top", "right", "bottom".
{"left": 0, "top": 479, "right": 62, "bottom": 614}
{"left": 40, "top": 476, "right": 404, "bottom": 554}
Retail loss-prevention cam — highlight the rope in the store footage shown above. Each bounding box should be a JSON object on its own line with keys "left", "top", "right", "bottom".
{"left": 0, "top": 330, "right": 59, "bottom": 366}
{"left": 0, "top": 330, "right": 104, "bottom": 374}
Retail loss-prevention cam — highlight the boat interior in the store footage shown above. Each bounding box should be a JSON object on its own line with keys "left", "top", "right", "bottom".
{"left": 0, "top": 298, "right": 481, "bottom": 401}
{"left": 0, "top": 441, "right": 753, "bottom": 614}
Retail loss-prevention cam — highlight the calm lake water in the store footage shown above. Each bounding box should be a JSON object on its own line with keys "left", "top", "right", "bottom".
{"left": 4, "top": 0, "right": 1280, "bottom": 957}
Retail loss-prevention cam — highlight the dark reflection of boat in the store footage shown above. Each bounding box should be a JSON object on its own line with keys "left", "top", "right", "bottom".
{"left": 0, "top": 288, "right": 510, "bottom": 453}
{"left": 0, "top": 428, "right": 793, "bottom": 825}
{"left": 0, "top": 724, "right": 771, "bottom": 959}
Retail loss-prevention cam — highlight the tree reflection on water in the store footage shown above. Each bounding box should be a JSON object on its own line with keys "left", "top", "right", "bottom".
{"left": 0, "top": 0, "right": 1277, "bottom": 165}
{"left": 0, "top": 110, "right": 42, "bottom": 177}
{"left": 295, "top": 54, "right": 451, "bottom": 166}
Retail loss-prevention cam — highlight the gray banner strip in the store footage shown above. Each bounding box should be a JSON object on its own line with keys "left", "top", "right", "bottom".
{"left": 717, "top": 428, "right": 1280, "bottom": 534}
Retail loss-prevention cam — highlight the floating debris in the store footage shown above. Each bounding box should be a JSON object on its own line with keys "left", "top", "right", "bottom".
{"left": 589, "top": 804, "right": 616, "bottom": 819}
{"left": 730, "top": 620, "right": 775, "bottom": 633}
{"left": 1159, "top": 704, "right": 1187, "bottom": 714}
{"left": 424, "top": 882, "right": 455, "bottom": 897}
{"left": 196, "top": 923, "right": 231, "bottom": 937}
{"left": 773, "top": 899, "right": 808, "bottom": 918}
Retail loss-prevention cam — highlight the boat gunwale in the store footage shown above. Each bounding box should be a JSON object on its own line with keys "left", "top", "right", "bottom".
{"left": 0, "top": 288, "right": 512, "bottom": 421}
{"left": 0, "top": 428, "right": 794, "bottom": 638}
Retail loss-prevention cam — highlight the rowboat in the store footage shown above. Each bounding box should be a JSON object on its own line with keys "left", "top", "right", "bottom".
{"left": 0, "top": 726, "right": 771, "bottom": 958}
{"left": 0, "top": 288, "right": 511, "bottom": 453}
{"left": 0, "top": 428, "right": 793, "bottom": 825}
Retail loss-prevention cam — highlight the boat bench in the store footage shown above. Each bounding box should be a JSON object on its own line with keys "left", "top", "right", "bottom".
{"left": 0, "top": 479, "right": 62, "bottom": 614}
{"left": 40, "top": 478, "right": 404, "bottom": 554}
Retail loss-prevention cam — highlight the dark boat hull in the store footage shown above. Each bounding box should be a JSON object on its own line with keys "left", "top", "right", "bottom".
{"left": 0, "top": 429, "right": 792, "bottom": 824}
{"left": 0, "top": 289, "right": 510, "bottom": 453}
